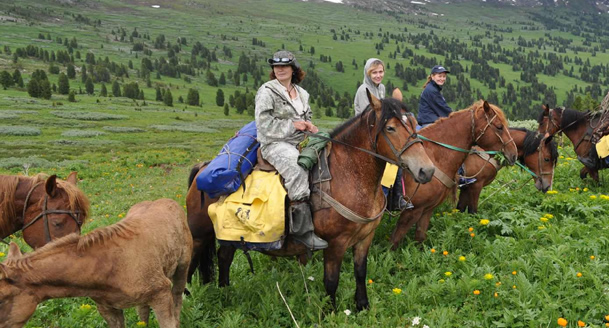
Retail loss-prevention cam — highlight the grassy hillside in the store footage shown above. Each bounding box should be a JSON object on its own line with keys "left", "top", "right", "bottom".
{"left": 1, "top": 1, "right": 609, "bottom": 327}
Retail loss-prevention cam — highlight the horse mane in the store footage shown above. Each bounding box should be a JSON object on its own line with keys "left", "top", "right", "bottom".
{"left": 511, "top": 127, "right": 559, "bottom": 164}
{"left": 469, "top": 100, "right": 508, "bottom": 123}
{"left": 330, "top": 98, "right": 408, "bottom": 140}
{"left": 4, "top": 218, "right": 138, "bottom": 272}
{"left": 560, "top": 108, "right": 588, "bottom": 132}
{"left": 0, "top": 176, "right": 20, "bottom": 236}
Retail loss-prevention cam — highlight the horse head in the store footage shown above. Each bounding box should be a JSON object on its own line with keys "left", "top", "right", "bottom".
{"left": 471, "top": 100, "right": 518, "bottom": 165}
{"left": 22, "top": 172, "right": 89, "bottom": 249}
{"left": 521, "top": 132, "right": 558, "bottom": 193}
{"left": 366, "top": 89, "right": 435, "bottom": 183}
{"left": 537, "top": 104, "right": 563, "bottom": 136}
{"left": 0, "top": 243, "right": 38, "bottom": 328}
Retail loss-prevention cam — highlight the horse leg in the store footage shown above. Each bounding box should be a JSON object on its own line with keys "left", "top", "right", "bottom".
{"left": 579, "top": 167, "right": 589, "bottom": 180}
{"left": 96, "top": 304, "right": 126, "bottom": 328}
{"left": 136, "top": 306, "right": 150, "bottom": 325}
{"left": 590, "top": 169, "right": 600, "bottom": 183}
{"left": 149, "top": 288, "right": 178, "bottom": 328}
{"left": 187, "top": 239, "right": 202, "bottom": 284}
{"left": 171, "top": 253, "right": 191, "bottom": 323}
{"left": 390, "top": 208, "right": 423, "bottom": 250}
{"left": 467, "top": 185, "right": 483, "bottom": 214}
{"left": 218, "top": 244, "right": 237, "bottom": 287}
{"left": 323, "top": 243, "right": 347, "bottom": 310}
{"left": 414, "top": 210, "right": 434, "bottom": 244}
{"left": 353, "top": 233, "right": 375, "bottom": 311}
{"left": 456, "top": 188, "right": 470, "bottom": 213}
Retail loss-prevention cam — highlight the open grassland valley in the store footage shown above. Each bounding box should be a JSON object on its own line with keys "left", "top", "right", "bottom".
{"left": 1, "top": 0, "right": 609, "bottom": 327}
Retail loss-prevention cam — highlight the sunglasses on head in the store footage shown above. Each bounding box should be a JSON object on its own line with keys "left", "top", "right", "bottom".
{"left": 272, "top": 57, "right": 293, "bottom": 63}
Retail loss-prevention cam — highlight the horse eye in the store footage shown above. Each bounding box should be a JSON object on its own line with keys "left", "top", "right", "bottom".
{"left": 496, "top": 124, "right": 504, "bottom": 130}
{"left": 386, "top": 126, "right": 396, "bottom": 132}
{"left": 544, "top": 158, "right": 550, "bottom": 162}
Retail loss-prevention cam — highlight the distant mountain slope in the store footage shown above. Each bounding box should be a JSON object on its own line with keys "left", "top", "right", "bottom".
{"left": 339, "top": 0, "right": 609, "bottom": 13}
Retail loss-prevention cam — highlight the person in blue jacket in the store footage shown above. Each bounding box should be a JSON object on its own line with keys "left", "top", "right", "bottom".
{"left": 418, "top": 65, "right": 475, "bottom": 187}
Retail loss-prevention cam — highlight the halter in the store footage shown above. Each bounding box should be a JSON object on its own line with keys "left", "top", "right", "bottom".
{"left": 543, "top": 108, "right": 561, "bottom": 135}
{"left": 535, "top": 134, "right": 555, "bottom": 189}
{"left": 20, "top": 182, "right": 83, "bottom": 244}
{"left": 369, "top": 109, "right": 423, "bottom": 165}
{"left": 471, "top": 107, "right": 516, "bottom": 156}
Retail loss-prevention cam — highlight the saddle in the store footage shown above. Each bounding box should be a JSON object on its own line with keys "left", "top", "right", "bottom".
{"left": 256, "top": 145, "right": 333, "bottom": 212}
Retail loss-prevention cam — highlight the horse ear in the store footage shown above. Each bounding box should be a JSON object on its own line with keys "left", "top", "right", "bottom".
{"left": 7, "top": 242, "right": 22, "bottom": 259}
{"left": 391, "top": 88, "right": 403, "bottom": 101}
{"left": 482, "top": 100, "right": 491, "bottom": 114}
{"left": 544, "top": 133, "right": 553, "bottom": 144}
{"left": 366, "top": 89, "right": 382, "bottom": 112}
{"left": 45, "top": 174, "right": 58, "bottom": 197}
{"left": 0, "top": 264, "right": 7, "bottom": 280}
{"left": 66, "top": 171, "right": 78, "bottom": 185}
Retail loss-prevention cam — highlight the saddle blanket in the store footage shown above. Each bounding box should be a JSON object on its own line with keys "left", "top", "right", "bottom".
{"left": 208, "top": 169, "right": 287, "bottom": 246}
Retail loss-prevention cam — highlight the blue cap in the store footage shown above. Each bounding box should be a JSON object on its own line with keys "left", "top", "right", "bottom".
{"left": 431, "top": 65, "right": 450, "bottom": 74}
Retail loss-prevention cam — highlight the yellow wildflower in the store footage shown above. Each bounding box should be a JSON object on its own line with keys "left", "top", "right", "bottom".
{"left": 557, "top": 318, "right": 567, "bottom": 327}
{"left": 540, "top": 217, "right": 548, "bottom": 222}
{"left": 438, "top": 279, "right": 445, "bottom": 283}
{"left": 547, "top": 190, "right": 558, "bottom": 194}
{"left": 484, "top": 273, "right": 494, "bottom": 280}
{"left": 473, "top": 290, "right": 480, "bottom": 295}
{"left": 479, "top": 219, "right": 490, "bottom": 225}
{"left": 392, "top": 288, "right": 402, "bottom": 295}
{"left": 0, "top": 252, "right": 5, "bottom": 257}
{"left": 80, "top": 304, "right": 92, "bottom": 310}
{"left": 470, "top": 233, "right": 476, "bottom": 237}
{"left": 494, "top": 292, "right": 498, "bottom": 298}
{"left": 590, "top": 255, "right": 595, "bottom": 260}
{"left": 538, "top": 226, "right": 546, "bottom": 230}
{"left": 590, "top": 195, "right": 597, "bottom": 200}
{"left": 578, "top": 320, "right": 586, "bottom": 327}
{"left": 468, "top": 227, "right": 474, "bottom": 232}
{"left": 512, "top": 271, "right": 517, "bottom": 275}
{"left": 136, "top": 322, "right": 147, "bottom": 327}
{"left": 443, "top": 250, "right": 449, "bottom": 256}
{"left": 577, "top": 272, "right": 582, "bottom": 278}
{"left": 544, "top": 213, "right": 554, "bottom": 219}
{"left": 583, "top": 188, "right": 589, "bottom": 192}
{"left": 444, "top": 271, "right": 452, "bottom": 277}
{"left": 368, "top": 279, "right": 374, "bottom": 284}
{"left": 430, "top": 248, "right": 436, "bottom": 254}
{"left": 459, "top": 256, "right": 466, "bottom": 262}
{"left": 495, "top": 281, "right": 502, "bottom": 286}
{"left": 512, "top": 285, "right": 517, "bottom": 289}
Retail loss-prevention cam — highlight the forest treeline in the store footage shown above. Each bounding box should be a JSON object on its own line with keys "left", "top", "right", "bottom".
{"left": 1, "top": 4, "right": 608, "bottom": 120}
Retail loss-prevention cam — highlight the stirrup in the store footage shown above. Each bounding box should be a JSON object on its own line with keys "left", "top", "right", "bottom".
{"left": 398, "top": 198, "right": 414, "bottom": 211}
{"left": 293, "top": 232, "right": 328, "bottom": 250}
{"left": 458, "top": 177, "right": 477, "bottom": 188}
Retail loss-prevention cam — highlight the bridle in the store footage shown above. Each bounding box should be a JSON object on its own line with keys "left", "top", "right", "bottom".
{"left": 20, "top": 182, "right": 83, "bottom": 244}
{"left": 368, "top": 108, "right": 423, "bottom": 166}
{"left": 535, "top": 134, "right": 555, "bottom": 187}
{"left": 471, "top": 107, "right": 516, "bottom": 155}
{"left": 543, "top": 108, "right": 561, "bottom": 136}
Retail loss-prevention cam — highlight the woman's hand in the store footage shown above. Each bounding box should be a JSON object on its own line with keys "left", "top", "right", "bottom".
{"left": 293, "top": 121, "right": 318, "bottom": 133}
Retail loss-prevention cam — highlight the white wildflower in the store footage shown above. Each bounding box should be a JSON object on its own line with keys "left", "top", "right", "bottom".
{"left": 412, "top": 316, "right": 421, "bottom": 325}
{"left": 307, "top": 276, "right": 315, "bottom": 281}
{"left": 344, "top": 309, "right": 351, "bottom": 316}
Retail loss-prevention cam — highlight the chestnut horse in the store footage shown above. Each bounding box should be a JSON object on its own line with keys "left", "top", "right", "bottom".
{"left": 0, "top": 172, "right": 89, "bottom": 248}
{"left": 389, "top": 101, "right": 518, "bottom": 249}
{"left": 186, "top": 92, "right": 435, "bottom": 311}
{"left": 457, "top": 127, "right": 558, "bottom": 214}
{"left": 0, "top": 198, "right": 192, "bottom": 328}
{"left": 537, "top": 105, "right": 607, "bottom": 182}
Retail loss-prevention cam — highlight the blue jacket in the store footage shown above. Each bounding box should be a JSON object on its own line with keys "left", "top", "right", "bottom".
{"left": 417, "top": 81, "right": 453, "bottom": 125}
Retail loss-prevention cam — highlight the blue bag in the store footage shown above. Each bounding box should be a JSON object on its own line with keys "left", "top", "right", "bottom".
{"left": 196, "top": 121, "right": 259, "bottom": 199}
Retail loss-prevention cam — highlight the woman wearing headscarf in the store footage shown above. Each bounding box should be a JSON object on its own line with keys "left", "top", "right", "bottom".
{"left": 255, "top": 50, "right": 327, "bottom": 250}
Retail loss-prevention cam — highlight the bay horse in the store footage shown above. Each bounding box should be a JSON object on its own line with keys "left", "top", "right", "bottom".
{"left": 0, "top": 172, "right": 89, "bottom": 249}
{"left": 456, "top": 127, "right": 558, "bottom": 214}
{"left": 0, "top": 198, "right": 192, "bottom": 328}
{"left": 186, "top": 91, "right": 435, "bottom": 311}
{"left": 390, "top": 100, "right": 519, "bottom": 249}
{"left": 537, "top": 105, "right": 605, "bottom": 182}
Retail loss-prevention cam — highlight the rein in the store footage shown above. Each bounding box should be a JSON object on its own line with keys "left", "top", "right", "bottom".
{"left": 20, "top": 182, "right": 83, "bottom": 243}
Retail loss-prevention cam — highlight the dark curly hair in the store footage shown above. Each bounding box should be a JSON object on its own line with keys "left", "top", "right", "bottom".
{"left": 269, "top": 66, "right": 306, "bottom": 84}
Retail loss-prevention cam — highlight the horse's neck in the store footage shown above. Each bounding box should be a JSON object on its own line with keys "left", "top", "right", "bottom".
{"left": 0, "top": 178, "right": 30, "bottom": 237}
{"left": 561, "top": 125, "right": 590, "bottom": 156}
{"left": 422, "top": 111, "right": 474, "bottom": 174}
{"left": 13, "top": 247, "right": 101, "bottom": 300}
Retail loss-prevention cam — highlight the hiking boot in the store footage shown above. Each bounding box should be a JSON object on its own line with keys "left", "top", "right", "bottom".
{"left": 458, "top": 177, "right": 477, "bottom": 188}
{"left": 398, "top": 197, "right": 414, "bottom": 211}
{"left": 293, "top": 231, "right": 329, "bottom": 250}
{"left": 290, "top": 201, "right": 328, "bottom": 250}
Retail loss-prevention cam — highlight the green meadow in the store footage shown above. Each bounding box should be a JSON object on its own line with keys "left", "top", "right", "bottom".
{"left": 1, "top": 0, "right": 609, "bottom": 326}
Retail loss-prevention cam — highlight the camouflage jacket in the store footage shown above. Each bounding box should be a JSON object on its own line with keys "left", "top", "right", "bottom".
{"left": 255, "top": 79, "right": 312, "bottom": 146}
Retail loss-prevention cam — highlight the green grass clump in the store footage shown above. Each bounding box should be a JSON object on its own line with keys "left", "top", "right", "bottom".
{"left": 50, "top": 111, "right": 129, "bottom": 121}
{"left": 0, "top": 126, "right": 41, "bottom": 136}
{"left": 150, "top": 123, "right": 219, "bottom": 133}
{"left": 61, "top": 130, "right": 107, "bottom": 137}
{"left": 102, "top": 126, "right": 146, "bottom": 133}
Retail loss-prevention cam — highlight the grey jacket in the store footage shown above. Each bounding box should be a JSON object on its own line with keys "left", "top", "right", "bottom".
{"left": 353, "top": 58, "right": 386, "bottom": 116}
{"left": 255, "top": 79, "right": 312, "bottom": 146}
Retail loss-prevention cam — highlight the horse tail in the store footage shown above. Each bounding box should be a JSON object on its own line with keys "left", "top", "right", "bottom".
{"left": 187, "top": 162, "right": 205, "bottom": 188}
{"left": 449, "top": 183, "right": 458, "bottom": 206}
